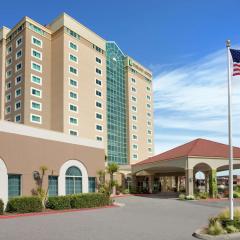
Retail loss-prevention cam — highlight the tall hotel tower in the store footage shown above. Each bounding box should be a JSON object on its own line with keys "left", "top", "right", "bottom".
{"left": 0, "top": 13, "right": 154, "bottom": 170}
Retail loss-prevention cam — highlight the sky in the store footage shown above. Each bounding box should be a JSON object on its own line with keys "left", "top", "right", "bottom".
{"left": 1, "top": 0, "right": 240, "bottom": 155}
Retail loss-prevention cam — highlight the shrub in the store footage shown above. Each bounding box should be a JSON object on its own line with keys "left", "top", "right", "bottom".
{"left": 70, "top": 193, "right": 110, "bottom": 209}
{"left": 233, "top": 192, "right": 240, "bottom": 198}
{"left": 198, "top": 192, "right": 208, "bottom": 199}
{"left": 178, "top": 193, "right": 186, "bottom": 200}
{"left": 46, "top": 196, "right": 71, "bottom": 210}
{"left": 225, "top": 225, "right": 239, "bottom": 233}
{"left": 0, "top": 199, "right": 4, "bottom": 215}
{"left": 185, "top": 195, "right": 195, "bottom": 200}
{"left": 218, "top": 207, "right": 240, "bottom": 220}
{"left": 208, "top": 220, "right": 225, "bottom": 235}
{"left": 6, "top": 196, "right": 42, "bottom": 213}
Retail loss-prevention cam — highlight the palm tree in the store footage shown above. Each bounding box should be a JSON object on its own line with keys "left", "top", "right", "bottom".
{"left": 107, "top": 163, "right": 119, "bottom": 193}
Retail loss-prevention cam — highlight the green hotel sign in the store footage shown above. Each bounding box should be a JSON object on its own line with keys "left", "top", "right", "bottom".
{"left": 129, "top": 59, "right": 133, "bottom": 66}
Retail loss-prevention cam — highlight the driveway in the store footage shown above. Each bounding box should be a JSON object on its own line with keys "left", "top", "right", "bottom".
{"left": 0, "top": 196, "right": 233, "bottom": 240}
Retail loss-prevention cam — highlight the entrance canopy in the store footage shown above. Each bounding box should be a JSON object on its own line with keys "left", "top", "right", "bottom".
{"left": 131, "top": 138, "right": 240, "bottom": 196}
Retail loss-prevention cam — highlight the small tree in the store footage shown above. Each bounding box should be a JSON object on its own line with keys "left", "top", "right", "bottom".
{"left": 33, "top": 166, "right": 48, "bottom": 208}
{"left": 107, "top": 163, "right": 119, "bottom": 193}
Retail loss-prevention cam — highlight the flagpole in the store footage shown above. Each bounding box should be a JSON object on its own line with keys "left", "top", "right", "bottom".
{"left": 226, "top": 40, "right": 234, "bottom": 220}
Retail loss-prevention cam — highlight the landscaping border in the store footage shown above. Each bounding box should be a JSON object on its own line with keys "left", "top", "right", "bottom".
{"left": 193, "top": 228, "right": 240, "bottom": 240}
{"left": 0, "top": 204, "right": 118, "bottom": 220}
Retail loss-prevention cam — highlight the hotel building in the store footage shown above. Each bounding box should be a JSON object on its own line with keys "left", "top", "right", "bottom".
{"left": 0, "top": 13, "right": 154, "bottom": 168}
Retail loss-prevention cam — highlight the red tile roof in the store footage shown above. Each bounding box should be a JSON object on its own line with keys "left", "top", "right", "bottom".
{"left": 135, "top": 138, "right": 240, "bottom": 166}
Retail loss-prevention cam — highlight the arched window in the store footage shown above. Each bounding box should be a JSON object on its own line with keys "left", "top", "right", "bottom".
{"left": 65, "top": 166, "right": 82, "bottom": 195}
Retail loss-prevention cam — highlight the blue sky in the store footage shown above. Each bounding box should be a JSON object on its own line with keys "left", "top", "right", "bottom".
{"left": 1, "top": 0, "right": 240, "bottom": 154}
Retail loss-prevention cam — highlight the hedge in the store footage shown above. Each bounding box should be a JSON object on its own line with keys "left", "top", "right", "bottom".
{"left": 47, "top": 193, "right": 110, "bottom": 210}
{"left": 70, "top": 193, "right": 110, "bottom": 209}
{"left": 0, "top": 199, "right": 4, "bottom": 215}
{"left": 6, "top": 196, "right": 43, "bottom": 213}
{"left": 46, "top": 196, "right": 71, "bottom": 210}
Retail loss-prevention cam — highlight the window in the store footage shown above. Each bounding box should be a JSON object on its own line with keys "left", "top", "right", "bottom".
{"left": 31, "top": 49, "right": 42, "bottom": 60}
{"left": 69, "top": 41, "right": 78, "bottom": 51}
{"left": 69, "top": 66, "right": 78, "bottom": 75}
{"left": 69, "top": 91, "right": 78, "bottom": 100}
{"left": 96, "top": 124, "right": 103, "bottom": 131}
{"left": 96, "top": 136, "right": 103, "bottom": 141}
{"left": 132, "top": 115, "right": 137, "bottom": 121}
{"left": 32, "top": 36, "right": 42, "bottom": 47}
{"left": 6, "top": 93, "right": 11, "bottom": 103}
{"left": 147, "top": 86, "right": 151, "bottom": 91}
{"left": 96, "top": 68, "right": 102, "bottom": 75}
{"left": 66, "top": 166, "right": 82, "bottom": 195}
{"left": 88, "top": 177, "right": 96, "bottom": 192}
{"left": 31, "top": 87, "right": 42, "bottom": 98}
{"left": 66, "top": 28, "right": 80, "bottom": 40}
{"left": 16, "top": 36, "right": 23, "bottom": 47}
{"left": 69, "top": 130, "right": 78, "bottom": 136}
{"left": 131, "top": 78, "right": 136, "bottom": 84}
{"left": 96, "top": 57, "right": 102, "bottom": 64}
{"left": 69, "top": 104, "right": 78, "bottom": 112}
{"left": 8, "top": 175, "right": 21, "bottom": 198}
{"left": 147, "top": 112, "right": 151, "bottom": 118}
{"left": 16, "top": 49, "right": 22, "bottom": 59}
{"left": 6, "top": 57, "right": 12, "bottom": 66}
{"left": 15, "top": 101, "right": 21, "bottom": 110}
{"left": 132, "top": 96, "right": 137, "bottom": 102}
{"left": 96, "top": 113, "right": 102, "bottom": 120}
{"left": 133, "top": 144, "right": 138, "bottom": 150}
{"left": 48, "top": 176, "right": 58, "bottom": 196}
{"left": 133, "top": 154, "right": 138, "bottom": 160}
{"left": 96, "top": 79, "right": 102, "bottom": 86}
{"left": 132, "top": 106, "right": 137, "bottom": 112}
{"left": 5, "top": 106, "right": 11, "bottom": 114}
{"left": 31, "top": 101, "right": 42, "bottom": 111}
{"left": 15, "top": 62, "right": 22, "bottom": 72}
{"left": 147, "top": 95, "right": 151, "bottom": 100}
{"left": 148, "top": 138, "right": 152, "bottom": 144}
{"left": 69, "top": 117, "right": 78, "bottom": 125}
{"left": 29, "top": 24, "right": 45, "bottom": 36}
{"left": 96, "top": 90, "right": 102, "bottom": 97}
{"left": 6, "top": 81, "right": 11, "bottom": 90}
{"left": 31, "top": 74, "right": 42, "bottom": 85}
{"left": 6, "top": 69, "right": 12, "bottom": 79}
{"left": 147, "top": 130, "right": 152, "bottom": 135}
{"left": 15, "top": 88, "right": 21, "bottom": 97}
{"left": 148, "top": 147, "right": 152, "bottom": 152}
{"left": 15, "top": 75, "right": 22, "bottom": 85}
{"left": 69, "top": 54, "right": 78, "bottom": 63}
{"left": 7, "top": 45, "right": 12, "bottom": 55}
{"left": 131, "top": 87, "right": 136, "bottom": 92}
{"left": 96, "top": 101, "right": 102, "bottom": 108}
{"left": 132, "top": 125, "right": 137, "bottom": 130}
{"left": 132, "top": 134, "right": 138, "bottom": 140}
{"left": 31, "top": 61, "right": 42, "bottom": 72}
{"left": 147, "top": 121, "right": 151, "bottom": 126}
{"left": 147, "top": 103, "right": 151, "bottom": 109}
{"left": 31, "top": 114, "right": 42, "bottom": 124}
{"left": 69, "top": 78, "right": 78, "bottom": 88}
{"left": 15, "top": 114, "right": 21, "bottom": 122}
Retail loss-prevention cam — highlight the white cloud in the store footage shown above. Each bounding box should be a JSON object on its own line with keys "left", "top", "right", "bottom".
{"left": 153, "top": 48, "right": 240, "bottom": 154}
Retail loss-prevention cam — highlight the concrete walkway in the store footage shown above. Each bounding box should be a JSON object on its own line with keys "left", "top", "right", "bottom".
{"left": 0, "top": 196, "right": 230, "bottom": 240}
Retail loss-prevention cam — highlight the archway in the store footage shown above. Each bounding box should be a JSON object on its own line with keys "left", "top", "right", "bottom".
{"left": 59, "top": 160, "right": 88, "bottom": 195}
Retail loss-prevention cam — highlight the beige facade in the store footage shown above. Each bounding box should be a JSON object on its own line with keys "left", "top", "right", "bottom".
{"left": 0, "top": 120, "right": 105, "bottom": 205}
{"left": 0, "top": 13, "right": 154, "bottom": 166}
{"left": 125, "top": 57, "right": 154, "bottom": 164}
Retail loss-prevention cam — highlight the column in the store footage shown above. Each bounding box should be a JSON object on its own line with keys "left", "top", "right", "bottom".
{"left": 131, "top": 174, "right": 137, "bottom": 193}
{"left": 175, "top": 176, "right": 179, "bottom": 192}
{"left": 185, "top": 169, "right": 194, "bottom": 196}
{"left": 209, "top": 169, "right": 217, "bottom": 198}
{"left": 149, "top": 175, "right": 154, "bottom": 193}
{"left": 204, "top": 171, "right": 209, "bottom": 193}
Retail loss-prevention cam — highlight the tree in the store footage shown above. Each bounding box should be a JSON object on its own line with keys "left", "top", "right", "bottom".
{"left": 107, "top": 163, "right": 119, "bottom": 193}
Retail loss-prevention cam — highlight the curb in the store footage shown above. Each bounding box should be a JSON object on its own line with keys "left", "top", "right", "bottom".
{"left": 0, "top": 204, "right": 118, "bottom": 220}
{"left": 193, "top": 228, "right": 240, "bottom": 240}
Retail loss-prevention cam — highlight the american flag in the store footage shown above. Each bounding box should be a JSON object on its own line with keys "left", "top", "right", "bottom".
{"left": 230, "top": 49, "right": 240, "bottom": 76}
